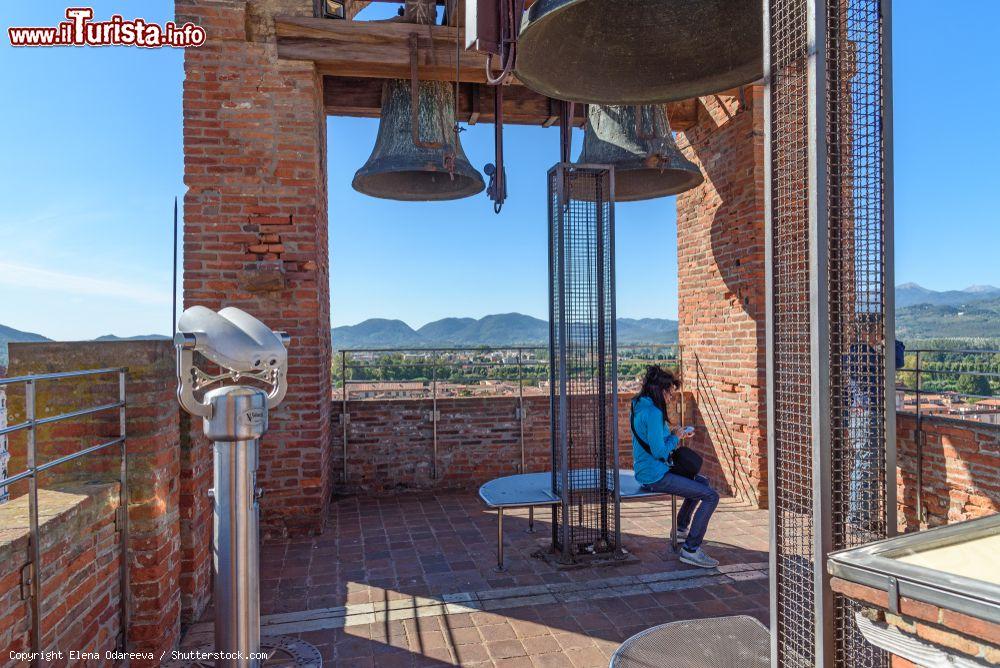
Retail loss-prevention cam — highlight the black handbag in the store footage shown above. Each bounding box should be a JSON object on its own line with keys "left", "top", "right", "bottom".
{"left": 630, "top": 399, "right": 703, "bottom": 480}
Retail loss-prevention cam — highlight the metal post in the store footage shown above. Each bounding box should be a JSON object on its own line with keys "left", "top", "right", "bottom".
{"left": 915, "top": 350, "right": 924, "bottom": 524}
{"left": 555, "top": 164, "right": 572, "bottom": 563}
{"left": 807, "top": 1, "right": 834, "bottom": 662}
{"left": 341, "top": 350, "right": 348, "bottom": 484}
{"left": 762, "top": 0, "right": 778, "bottom": 653}
{"left": 206, "top": 387, "right": 267, "bottom": 668}
{"left": 495, "top": 507, "right": 505, "bottom": 572}
{"left": 118, "top": 371, "right": 129, "bottom": 650}
{"left": 431, "top": 354, "right": 438, "bottom": 480}
{"left": 883, "top": 0, "right": 897, "bottom": 539}
{"left": 608, "top": 168, "right": 622, "bottom": 556}
{"left": 518, "top": 349, "right": 525, "bottom": 474}
{"left": 26, "top": 380, "right": 41, "bottom": 668}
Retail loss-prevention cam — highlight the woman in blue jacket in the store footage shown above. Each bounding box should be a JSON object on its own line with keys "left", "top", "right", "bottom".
{"left": 632, "top": 366, "right": 720, "bottom": 568}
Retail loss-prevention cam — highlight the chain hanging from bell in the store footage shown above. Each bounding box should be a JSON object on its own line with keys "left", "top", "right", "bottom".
{"left": 515, "top": 0, "right": 762, "bottom": 104}
{"left": 576, "top": 104, "right": 703, "bottom": 201}
{"left": 352, "top": 0, "right": 485, "bottom": 201}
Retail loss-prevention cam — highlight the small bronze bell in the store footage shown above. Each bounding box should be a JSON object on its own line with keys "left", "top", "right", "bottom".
{"left": 515, "top": 0, "right": 762, "bottom": 104}
{"left": 576, "top": 105, "right": 703, "bottom": 201}
{"left": 352, "top": 80, "right": 485, "bottom": 201}
{"left": 352, "top": 0, "right": 484, "bottom": 201}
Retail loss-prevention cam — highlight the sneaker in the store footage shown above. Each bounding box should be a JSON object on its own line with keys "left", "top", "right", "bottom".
{"left": 674, "top": 526, "right": 689, "bottom": 541}
{"left": 679, "top": 546, "right": 719, "bottom": 569}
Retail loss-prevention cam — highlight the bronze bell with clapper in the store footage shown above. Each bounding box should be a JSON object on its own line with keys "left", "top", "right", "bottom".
{"left": 352, "top": 0, "right": 485, "bottom": 201}
{"left": 576, "top": 104, "right": 703, "bottom": 201}
{"left": 514, "top": 0, "right": 762, "bottom": 104}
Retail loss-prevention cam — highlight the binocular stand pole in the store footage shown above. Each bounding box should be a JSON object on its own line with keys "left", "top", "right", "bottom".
{"left": 205, "top": 386, "right": 265, "bottom": 667}
{"left": 172, "top": 386, "right": 320, "bottom": 668}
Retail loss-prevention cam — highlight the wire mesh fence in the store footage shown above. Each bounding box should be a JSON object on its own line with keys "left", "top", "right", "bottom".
{"left": 826, "top": 1, "right": 890, "bottom": 666}
{"left": 768, "top": 0, "right": 817, "bottom": 664}
{"left": 548, "top": 163, "right": 621, "bottom": 562}
{"left": 769, "top": 0, "right": 890, "bottom": 665}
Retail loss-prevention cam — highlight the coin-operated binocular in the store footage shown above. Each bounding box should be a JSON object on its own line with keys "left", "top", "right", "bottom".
{"left": 175, "top": 306, "right": 289, "bottom": 667}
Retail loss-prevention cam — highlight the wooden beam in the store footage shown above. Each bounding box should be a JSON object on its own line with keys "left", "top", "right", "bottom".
{"left": 276, "top": 16, "right": 492, "bottom": 83}
{"left": 323, "top": 76, "right": 701, "bottom": 130}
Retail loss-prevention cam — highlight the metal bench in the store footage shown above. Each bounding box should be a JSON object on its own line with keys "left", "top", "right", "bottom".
{"left": 478, "top": 469, "right": 677, "bottom": 571}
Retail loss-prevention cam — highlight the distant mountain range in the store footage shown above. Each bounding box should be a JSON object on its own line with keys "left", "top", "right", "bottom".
{"left": 895, "top": 283, "right": 1000, "bottom": 308}
{"left": 895, "top": 295, "right": 1000, "bottom": 340}
{"left": 0, "top": 329, "right": 168, "bottom": 366}
{"left": 331, "top": 314, "right": 680, "bottom": 349}
{"left": 2, "top": 284, "right": 997, "bottom": 365}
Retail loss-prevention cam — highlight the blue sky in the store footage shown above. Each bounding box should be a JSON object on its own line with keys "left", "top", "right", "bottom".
{"left": 0, "top": 1, "right": 997, "bottom": 340}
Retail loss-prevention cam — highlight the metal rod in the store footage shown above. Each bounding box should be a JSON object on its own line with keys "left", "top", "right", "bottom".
{"left": 915, "top": 350, "right": 924, "bottom": 524}
{"left": 0, "top": 399, "right": 124, "bottom": 438}
{"left": 0, "top": 469, "right": 34, "bottom": 489}
{"left": 518, "top": 349, "right": 524, "bottom": 474}
{"left": 35, "top": 437, "right": 124, "bottom": 474}
{"left": 807, "top": 0, "right": 834, "bottom": 661}
{"left": 172, "top": 196, "right": 179, "bottom": 337}
{"left": 0, "top": 367, "right": 125, "bottom": 386}
{"left": 342, "top": 350, "right": 348, "bottom": 484}
{"left": 527, "top": 506, "right": 534, "bottom": 533}
{"left": 431, "top": 359, "right": 438, "bottom": 480}
{"left": 26, "top": 380, "right": 41, "bottom": 668}
{"left": 670, "top": 494, "right": 678, "bottom": 551}
{"left": 495, "top": 508, "right": 505, "bottom": 572}
{"left": 607, "top": 166, "right": 622, "bottom": 555}
{"left": 118, "top": 370, "right": 129, "bottom": 650}
{"left": 34, "top": 401, "right": 125, "bottom": 428}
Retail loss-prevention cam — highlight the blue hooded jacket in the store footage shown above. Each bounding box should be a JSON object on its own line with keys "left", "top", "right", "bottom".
{"left": 631, "top": 395, "right": 679, "bottom": 485}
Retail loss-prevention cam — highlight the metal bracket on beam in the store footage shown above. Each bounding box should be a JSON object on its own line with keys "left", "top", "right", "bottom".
{"left": 887, "top": 576, "right": 900, "bottom": 615}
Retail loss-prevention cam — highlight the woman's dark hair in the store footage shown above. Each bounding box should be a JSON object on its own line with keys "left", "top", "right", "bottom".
{"left": 635, "top": 365, "right": 681, "bottom": 420}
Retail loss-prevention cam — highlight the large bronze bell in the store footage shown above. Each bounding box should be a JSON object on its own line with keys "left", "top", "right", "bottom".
{"left": 352, "top": 80, "right": 485, "bottom": 201}
{"left": 576, "top": 105, "right": 703, "bottom": 201}
{"left": 514, "top": 0, "right": 762, "bottom": 104}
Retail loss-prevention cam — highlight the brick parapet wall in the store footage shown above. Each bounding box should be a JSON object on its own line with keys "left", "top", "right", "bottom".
{"left": 6, "top": 341, "right": 183, "bottom": 662}
{"left": 0, "top": 484, "right": 122, "bottom": 664}
{"left": 178, "top": 0, "right": 332, "bottom": 537}
{"left": 896, "top": 412, "right": 999, "bottom": 532}
{"left": 332, "top": 394, "right": 635, "bottom": 494}
{"left": 675, "top": 87, "right": 768, "bottom": 507}
{"left": 831, "top": 578, "right": 999, "bottom": 666}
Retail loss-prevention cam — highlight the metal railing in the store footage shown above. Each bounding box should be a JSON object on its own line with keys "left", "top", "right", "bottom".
{"left": 334, "top": 345, "right": 679, "bottom": 483}
{"left": 896, "top": 348, "right": 999, "bottom": 523}
{"left": 0, "top": 368, "right": 128, "bottom": 666}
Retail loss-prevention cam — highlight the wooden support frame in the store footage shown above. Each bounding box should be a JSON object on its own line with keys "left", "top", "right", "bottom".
{"left": 323, "top": 76, "right": 702, "bottom": 128}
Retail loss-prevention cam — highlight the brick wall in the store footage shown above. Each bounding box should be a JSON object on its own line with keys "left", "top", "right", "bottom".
{"left": 675, "top": 87, "right": 768, "bottom": 507}
{"left": 333, "top": 394, "right": 636, "bottom": 494}
{"left": 0, "top": 484, "right": 122, "bottom": 664}
{"left": 6, "top": 341, "right": 183, "bottom": 661}
{"left": 178, "top": 0, "right": 332, "bottom": 537}
{"left": 896, "top": 412, "right": 999, "bottom": 532}
{"left": 831, "top": 578, "right": 1000, "bottom": 666}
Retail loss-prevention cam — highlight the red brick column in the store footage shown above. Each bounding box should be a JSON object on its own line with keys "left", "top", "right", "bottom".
{"left": 177, "top": 0, "right": 332, "bottom": 537}
{"left": 7, "top": 341, "right": 182, "bottom": 660}
{"left": 675, "top": 87, "right": 768, "bottom": 507}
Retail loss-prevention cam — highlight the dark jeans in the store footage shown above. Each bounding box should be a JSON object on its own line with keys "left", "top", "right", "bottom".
{"left": 646, "top": 472, "right": 720, "bottom": 550}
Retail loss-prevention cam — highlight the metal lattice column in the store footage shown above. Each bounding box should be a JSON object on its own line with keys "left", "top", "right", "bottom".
{"left": 548, "top": 163, "right": 622, "bottom": 564}
{"left": 765, "top": 1, "right": 894, "bottom": 666}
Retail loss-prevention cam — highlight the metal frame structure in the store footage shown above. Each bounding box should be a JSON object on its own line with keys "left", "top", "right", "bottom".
{"left": 547, "top": 162, "right": 621, "bottom": 563}
{"left": 0, "top": 368, "right": 128, "bottom": 667}
{"left": 766, "top": 0, "right": 893, "bottom": 666}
